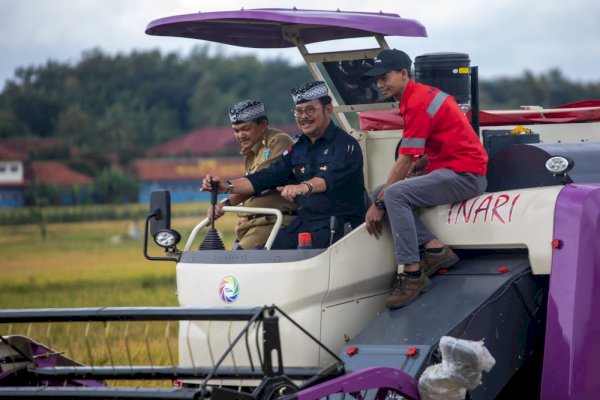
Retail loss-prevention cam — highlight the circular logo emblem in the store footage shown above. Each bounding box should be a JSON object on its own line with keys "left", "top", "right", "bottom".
{"left": 219, "top": 275, "right": 240, "bottom": 303}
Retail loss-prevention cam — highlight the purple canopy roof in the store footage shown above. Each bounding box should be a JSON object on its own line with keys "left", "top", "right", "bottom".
{"left": 145, "top": 8, "right": 427, "bottom": 48}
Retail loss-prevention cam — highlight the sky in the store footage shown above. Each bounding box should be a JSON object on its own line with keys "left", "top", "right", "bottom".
{"left": 1, "top": 0, "right": 600, "bottom": 90}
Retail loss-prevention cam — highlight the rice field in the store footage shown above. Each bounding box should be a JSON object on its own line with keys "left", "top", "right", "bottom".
{"left": 0, "top": 203, "right": 238, "bottom": 307}
{"left": 0, "top": 202, "right": 239, "bottom": 387}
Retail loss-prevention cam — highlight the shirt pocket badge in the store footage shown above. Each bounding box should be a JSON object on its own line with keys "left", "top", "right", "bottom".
{"left": 316, "top": 153, "right": 332, "bottom": 172}
{"left": 293, "top": 166, "right": 306, "bottom": 176}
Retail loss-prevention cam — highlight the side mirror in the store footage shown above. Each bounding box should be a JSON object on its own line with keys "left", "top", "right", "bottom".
{"left": 144, "top": 190, "right": 180, "bottom": 262}
{"left": 149, "top": 190, "right": 171, "bottom": 236}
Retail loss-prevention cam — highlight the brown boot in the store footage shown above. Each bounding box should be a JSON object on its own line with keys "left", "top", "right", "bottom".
{"left": 421, "top": 246, "right": 459, "bottom": 277}
{"left": 385, "top": 271, "right": 432, "bottom": 309}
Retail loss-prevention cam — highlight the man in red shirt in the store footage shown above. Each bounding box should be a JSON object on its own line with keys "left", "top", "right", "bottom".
{"left": 361, "top": 49, "right": 488, "bottom": 308}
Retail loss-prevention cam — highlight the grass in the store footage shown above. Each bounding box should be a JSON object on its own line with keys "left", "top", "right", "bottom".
{"left": 0, "top": 205, "right": 238, "bottom": 305}
{"left": 0, "top": 202, "right": 239, "bottom": 387}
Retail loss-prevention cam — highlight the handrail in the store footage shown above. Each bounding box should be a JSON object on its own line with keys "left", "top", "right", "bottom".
{"left": 184, "top": 206, "right": 283, "bottom": 251}
{"left": 0, "top": 306, "right": 263, "bottom": 323}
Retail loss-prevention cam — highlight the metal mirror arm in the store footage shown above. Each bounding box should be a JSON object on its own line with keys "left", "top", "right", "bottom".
{"left": 143, "top": 211, "right": 181, "bottom": 262}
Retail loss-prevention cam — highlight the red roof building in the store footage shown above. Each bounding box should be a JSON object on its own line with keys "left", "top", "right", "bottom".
{"left": 0, "top": 144, "right": 28, "bottom": 207}
{"left": 29, "top": 161, "right": 93, "bottom": 185}
{"left": 149, "top": 127, "right": 238, "bottom": 157}
{"left": 0, "top": 150, "right": 93, "bottom": 207}
{"left": 129, "top": 157, "right": 245, "bottom": 203}
{"left": 129, "top": 157, "right": 244, "bottom": 182}
{"left": 149, "top": 124, "right": 298, "bottom": 157}
{"left": 0, "top": 143, "right": 28, "bottom": 161}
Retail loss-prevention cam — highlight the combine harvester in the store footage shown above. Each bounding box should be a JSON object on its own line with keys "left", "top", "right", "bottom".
{"left": 2, "top": 8, "right": 600, "bottom": 400}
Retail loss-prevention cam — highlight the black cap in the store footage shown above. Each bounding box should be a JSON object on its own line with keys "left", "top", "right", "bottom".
{"left": 361, "top": 49, "right": 412, "bottom": 81}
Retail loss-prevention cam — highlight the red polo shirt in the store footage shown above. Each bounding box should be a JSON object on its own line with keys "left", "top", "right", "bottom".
{"left": 399, "top": 80, "right": 488, "bottom": 175}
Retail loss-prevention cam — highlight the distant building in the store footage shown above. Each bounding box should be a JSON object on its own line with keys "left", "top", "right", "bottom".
{"left": 0, "top": 144, "right": 27, "bottom": 208}
{"left": 149, "top": 124, "right": 298, "bottom": 157}
{"left": 149, "top": 126, "right": 239, "bottom": 157}
{"left": 28, "top": 161, "right": 93, "bottom": 205}
{"left": 128, "top": 157, "right": 245, "bottom": 203}
{"left": 0, "top": 138, "right": 90, "bottom": 208}
{"left": 140, "top": 124, "right": 297, "bottom": 203}
{"left": 0, "top": 125, "right": 299, "bottom": 207}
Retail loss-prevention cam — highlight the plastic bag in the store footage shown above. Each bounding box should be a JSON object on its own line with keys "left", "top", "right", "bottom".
{"left": 418, "top": 336, "right": 495, "bottom": 400}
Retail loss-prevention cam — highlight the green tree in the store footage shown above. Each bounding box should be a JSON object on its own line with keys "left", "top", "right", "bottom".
{"left": 187, "top": 53, "right": 311, "bottom": 128}
{"left": 3, "top": 61, "right": 72, "bottom": 136}
{"left": 24, "top": 183, "right": 62, "bottom": 206}
{"left": 66, "top": 149, "right": 111, "bottom": 178}
{"left": 95, "top": 166, "right": 139, "bottom": 204}
{"left": 479, "top": 69, "right": 600, "bottom": 109}
{"left": 26, "top": 141, "right": 71, "bottom": 161}
{"left": 28, "top": 198, "right": 48, "bottom": 239}
{"left": 2, "top": 46, "right": 599, "bottom": 168}
{"left": 56, "top": 105, "right": 100, "bottom": 148}
{"left": 0, "top": 110, "right": 29, "bottom": 138}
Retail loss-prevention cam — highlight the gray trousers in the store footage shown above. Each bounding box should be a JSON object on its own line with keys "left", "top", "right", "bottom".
{"left": 373, "top": 169, "right": 487, "bottom": 265}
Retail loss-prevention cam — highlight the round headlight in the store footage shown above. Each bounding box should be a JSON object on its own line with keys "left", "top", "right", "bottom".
{"left": 545, "top": 156, "right": 572, "bottom": 174}
{"left": 154, "top": 229, "right": 181, "bottom": 248}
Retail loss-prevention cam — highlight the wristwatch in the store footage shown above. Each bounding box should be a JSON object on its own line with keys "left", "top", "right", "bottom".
{"left": 301, "top": 180, "right": 314, "bottom": 196}
{"left": 374, "top": 198, "right": 386, "bottom": 210}
{"left": 224, "top": 180, "right": 234, "bottom": 194}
